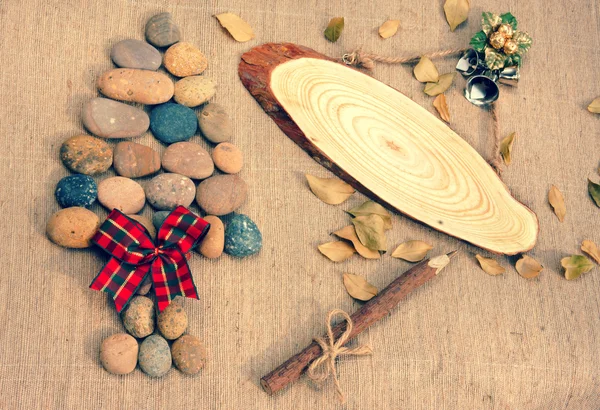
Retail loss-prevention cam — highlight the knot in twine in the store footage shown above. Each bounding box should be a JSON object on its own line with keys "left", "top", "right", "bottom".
{"left": 306, "top": 309, "right": 373, "bottom": 403}
{"left": 342, "top": 50, "right": 375, "bottom": 70}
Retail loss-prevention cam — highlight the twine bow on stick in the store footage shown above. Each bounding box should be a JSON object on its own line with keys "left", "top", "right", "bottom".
{"left": 306, "top": 309, "right": 373, "bottom": 403}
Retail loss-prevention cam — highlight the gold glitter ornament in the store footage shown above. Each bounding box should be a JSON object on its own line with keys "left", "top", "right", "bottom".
{"left": 496, "top": 23, "right": 514, "bottom": 38}
{"left": 503, "top": 39, "right": 518, "bottom": 55}
{"left": 489, "top": 32, "right": 506, "bottom": 49}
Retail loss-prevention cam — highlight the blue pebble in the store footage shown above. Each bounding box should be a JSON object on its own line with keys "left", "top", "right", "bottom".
{"left": 224, "top": 214, "right": 262, "bottom": 257}
{"left": 150, "top": 103, "right": 197, "bottom": 144}
{"left": 55, "top": 174, "right": 97, "bottom": 208}
{"left": 152, "top": 210, "right": 171, "bottom": 230}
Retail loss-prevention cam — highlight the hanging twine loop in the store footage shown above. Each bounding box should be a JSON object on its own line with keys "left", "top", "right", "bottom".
{"left": 306, "top": 309, "right": 373, "bottom": 403}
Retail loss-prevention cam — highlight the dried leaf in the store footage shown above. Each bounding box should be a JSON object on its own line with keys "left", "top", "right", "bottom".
{"left": 589, "top": 179, "right": 600, "bottom": 208}
{"left": 424, "top": 73, "right": 456, "bottom": 96}
{"left": 581, "top": 240, "right": 600, "bottom": 264}
{"left": 500, "top": 132, "right": 516, "bottom": 165}
{"left": 324, "top": 17, "right": 344, "bottom": 42}
{"left": 343, "top": 273, "right": 378, "bottom": 301}
{"left": 443, "top": 0, "right": 470, "bottom": 31}
{"left": 413, "top": 56, "right": 439, "bottom": 83}
{"left": 433, "top": 94, "right": 450, "bottom": 123}
{"left": 548, "top": 185, "right": 566, "bottom": 222}
{"left": 334, "top": 225, "right": 380, "bottom": 259}
{"left": 306, "top": 174, "right": 354, "bottom": 205}
{"left": 352, "top": 214, "right": 387, "bottom": 251}
{"left": 515, "top": 255, "right": 543, "bottom": 279}
{"left": 214, "top": 13, "right": 255, "bottom": 42}
{"left": 475, "top": 254, "right": 505, "bottom": 275}
{"left": 561, "top": 255, "right": 594, "bottom": 281}
{"left": 318, "top": 241, "right": 355, "bottom": 262}
{"left": 347, "top": 200, "right": 392, "bottom": 230}
{"left": 378, "top": 19, "right": 400, "bottom": 39}
{"left": 588, "top": 98, "right": 600, "bottom": 114}
{"left": 391, "top": 240, "right": 433, "bottom": 262}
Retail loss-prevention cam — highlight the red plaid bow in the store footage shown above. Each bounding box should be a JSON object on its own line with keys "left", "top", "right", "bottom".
{"left": 90, "top": 206, "right": 210, "bottom": 312}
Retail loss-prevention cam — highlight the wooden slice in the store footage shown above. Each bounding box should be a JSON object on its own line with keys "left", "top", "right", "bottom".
{"left": 239, "top": 43, "right": 538, "bottom": 255}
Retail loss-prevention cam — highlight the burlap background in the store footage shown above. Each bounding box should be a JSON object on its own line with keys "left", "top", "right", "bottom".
{"left": 0, "top": 0, "right": 598, "bottom": 408}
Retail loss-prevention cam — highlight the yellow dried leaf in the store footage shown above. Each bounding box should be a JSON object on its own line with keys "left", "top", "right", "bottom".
{"left": 548, "top": 185, "right": 566, "bottom": 222}
{"left": 391, "top": 240, "right": 433, "bottom": 262}
{"left": 475, "top": 254, "right": 505, "bottom": 275}
{"left": 589, "top": 179, "right": 600, "bottom": 208}
{"left": 378, "top": 19, "right": 400, "bottom": 39}
{"left": 561, "top": 255, "right": 594, "bottom": 281}
{"left": 306, "top": 174, "right": 354, "bottom": 205}
{"left": 581, "top": 240, "right": 600, "bottom": 264}
{"left": 334, "top": 225, "right": 380, "bottom": 259}
{"left": 352, "top": 214, "right": 387, "bottom": 251}
{"left": 515, "top": 255, "right": 543, "bottom": 279}
{"left": 347, "top": 200, "right": 392, "bottom": 230}
{"left": 588, "top": 97, "right": 600, "bottom": 114}
{"left": 324, "top": 17, "right": 344, "bottom": 42}
{"left": 433, "top": 94, "right": 450, "bottom": 123}
{"left": 500, "top": 132, "right": 516, "bottom": 165}
{"left": 318, "top": 241, "right": 355, "bottom": 262}
{"left": 214, "top": 13, "right": 255, "bottom": 42}
{"left": 443, "top": 0, "right": 470, "bottom": 31}
{"left": 413, "top": 56, "right": 439, "bottom": 83}
{"left": 424, "top": 73, "right": 456, "bottom": 96}
{"left": 343, "top": 273, "right": 378, "bottom": 301}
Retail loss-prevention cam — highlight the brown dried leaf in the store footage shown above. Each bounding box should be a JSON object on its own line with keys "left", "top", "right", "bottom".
{"left": 214, "top": 13, "right": 255, "bottom": 42}
{"left": 561, "top": 255, "right": 594, "bottom": 281}
{"left": 378, "top": 19, "right": 400, "bottom": 39}
{"left": 414, "top": 56, "right": 439, "bottom": 83}
{"left": 588, "top": 97, "right": 600, "bottom": 114}
{"left": 515, "top": 255, "right": 543, "bottom": 279}
{"left": 500, "top": 132, "right": 516, "bottom": 165}
{"left": 352, "top": 214, "right": 387, "bottom": 251}
{"left": 443, "top": 0, "right": 470, "bottom": 31}
{"left": 343, "top": 273, "right": 378, "bottom": 301}
{"left": 424, "top": 73, "right": 456, "bottom": 96}
{"left": 324, "top": 17, "right": 344, "bottom": 42}
{"left": 334, "top": 225, "right": 380, "bottom": 259}
{"left": 589, "top": 179, "right": 600, "bottom": 208}
{"left": 391, "top": 240, "right": 433, "bottom": 262}
{"left": 306, "top": 174, "right": 355, "bottom": 205}
{"left": 318, "top": 241, "right": 355, "bottom": 262}
{"left": 347, "top": 200, "right": 392, "bottom": 230}
{"left": 475, "top": 254, "right": 505, "bottom": 275}
{"left": 581, "top": 240, "right": 600, "bottom": 264}
{"left": 433, "top": 94, "right": 450, "bottom": 123}
{"left": 548, "top": 185, "right": 566, "bottom": 222}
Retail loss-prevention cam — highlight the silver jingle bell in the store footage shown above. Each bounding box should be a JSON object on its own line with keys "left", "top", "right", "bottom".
{"left": 456, "top": 49, "right": 482, "bottom": 77}
{"left": 464, "top": 75, "right": 500, "bottom": 106}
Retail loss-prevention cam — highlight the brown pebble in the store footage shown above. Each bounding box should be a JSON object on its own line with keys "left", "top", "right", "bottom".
{"left": 197, "top": 103, "right": 232, "bottom": 143}
{"left": 196, "top": 174, "right": 247, "bottom": 216}
{"left": 197, "top": 215, "right": 224, "bottom": 258}
{"left": 171, "top": 335, "right": 207, "bottom": 375}
{"left": 82, "top": 98, "right": 150, "bottom": 139}
{"left": 127, "top": 214, "right": 156, "bottom": 239}
{"left": 98, "top": 177, "right": 146, "bottom": 214}
{"left": 173, "top": 76, "right": 216, "bottom": 107}
{"left": 60, "top": 135, "right": 113, "bottom": 175}
{"left": 113, "top": 141, "right": 161, "bottom": 178}
{"left": 136, "top": 275, "right": 152, "bottom": 295}
{"left": 100, "top": 333, "right": 139, "bottom": 375}
{"left": 145, "top": 173, "right": 195, "bottom": 210}
{"left": 163, "top": 42, "right": 207, "bottom": 77}
{"left": 46, "top": 207, "right": 100, "bottom": 248}
{"left": 212, "top": 142, "right": 243, "bottom": 174}
{"left": 121, "top": 296, "right": 155, "bottom": 338}
{"left": 97, "top": 69, "right": 174, "bottom": 105}
{"left": 162, "top": 142, "right": 214, "bottom": 179}
{"left": 157, "top": 301, "right": 188, "bottom": 340}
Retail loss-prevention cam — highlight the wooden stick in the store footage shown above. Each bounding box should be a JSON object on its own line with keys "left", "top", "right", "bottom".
{"left": 260, "top": 251, "right": 456, "bottom": 395}
{"left": 239, "top": 43, "right": 538, "bottom": 255}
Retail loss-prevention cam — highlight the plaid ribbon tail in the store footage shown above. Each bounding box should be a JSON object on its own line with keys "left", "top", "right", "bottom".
{"left": 89, "top": 257, "right": 151, "bottom": 312}
{"left": 153, "top": 249, "right": 199, "bottom": 312}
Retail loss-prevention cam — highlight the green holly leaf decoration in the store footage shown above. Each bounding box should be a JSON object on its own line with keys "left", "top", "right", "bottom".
{"left": 500, "top": 12, "right": 517, "bottom": 30}
{"left": 481, "top": 12, "right": 502, "bottom": 35}
{"left": 470, "top": 31, "right": 488, "bottom": 52}
{"left": 505, "top": 53, "right": 522, "bottom": 67}
{"left": 485, "top": 48, "right": 506, "bottom": 70}
{"left": 512, "top": 31, "right": 532, "bottom": 54}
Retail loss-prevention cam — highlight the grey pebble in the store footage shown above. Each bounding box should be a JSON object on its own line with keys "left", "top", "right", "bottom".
{"left": 138, "top": 334, "right": 171, "bottom": 377}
